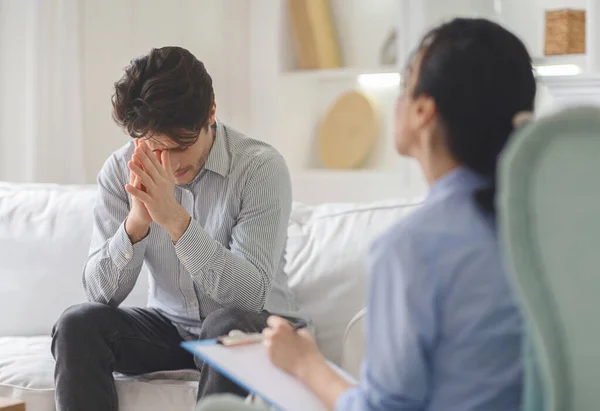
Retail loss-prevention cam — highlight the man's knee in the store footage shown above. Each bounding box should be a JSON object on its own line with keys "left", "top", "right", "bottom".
{"left": 199, "top": 307, "right": 265, "bottom": 340}
{"left": 52, "top": 302, "right": 114, "bottom": 345}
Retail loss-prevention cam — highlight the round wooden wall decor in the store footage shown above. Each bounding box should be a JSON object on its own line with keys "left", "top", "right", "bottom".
{"left": 318, "top": 90, "right": 379, "bottom": 169}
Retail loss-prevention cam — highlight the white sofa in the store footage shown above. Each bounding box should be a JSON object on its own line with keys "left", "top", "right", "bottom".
{"left": 0, "top": 182, "right": 420, "bottom": 411}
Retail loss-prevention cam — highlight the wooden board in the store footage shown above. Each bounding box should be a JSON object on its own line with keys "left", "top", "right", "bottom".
{"left": 288, "top": 0, "right": 341, "bottom": 69}
{"left": 318, "top": 91, "right": 378, "bottom": 169}
{"left": 0, "top": 398, "right": 25, "bottom": 411}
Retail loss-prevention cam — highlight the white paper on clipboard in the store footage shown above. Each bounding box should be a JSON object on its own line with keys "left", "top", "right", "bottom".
{"left": 182, "top": 340, "right": 356, "bottom": 411}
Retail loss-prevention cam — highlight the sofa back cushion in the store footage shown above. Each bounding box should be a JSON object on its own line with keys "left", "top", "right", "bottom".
{"left": 0, "top": 183, "right": 149, "bottom": 336}
{"left": 286, "top": 200, "right": 420, "bottom": 364}
{"left": 0, "top": 183, "right": 420, "bottom": 364}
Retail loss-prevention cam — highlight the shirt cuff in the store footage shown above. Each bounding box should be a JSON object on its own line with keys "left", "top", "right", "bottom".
{"left": 335, "top": 386, "right": 359, "bottom": 411}
{"left": 108, "top": 221, "right": 148, "bottom": 271}
{"left": 174, "top": 218, "right": 218, "bottom": 272}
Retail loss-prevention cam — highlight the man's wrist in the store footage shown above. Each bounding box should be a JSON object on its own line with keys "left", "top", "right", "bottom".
{"left": 166, "top": 206, "right": 192, "bottom": 244}
{"left": 125, "top": 217, "right": 150, "bottom": 244}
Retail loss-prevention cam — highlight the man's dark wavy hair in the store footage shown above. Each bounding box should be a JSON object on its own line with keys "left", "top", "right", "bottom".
{"left": 112, "top": 46, "right": 214, "bottom": 147}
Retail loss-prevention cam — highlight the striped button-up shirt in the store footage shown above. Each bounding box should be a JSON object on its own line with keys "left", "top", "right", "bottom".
{"left": 83, "top": 120, "right": 299, "bottom": 336}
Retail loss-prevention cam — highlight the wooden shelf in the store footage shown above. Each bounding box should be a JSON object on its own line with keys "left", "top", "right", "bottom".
{"left": 281, "top": 65, "right": 399, "bottom": 81}
{"left": 280, "top": 54, "right": 588, "bottom": 82}
{"left": 532, "top": 54, "right": 587, "bottom": 77}
{"left": 533, "top": 54, "right": 587, "bottom": 66}
{"left": 290, "top": 169, "right": 412, "bottom": 204}
{"left": 539, "top": 73, "right": 600, "bottom": 96}
{"left": 295, "top": 169, "right": 399, "bottom": 176}
{"left": 533, "top": 54, "right": 587, "bottom": 67}
{"left": 251, "top": 0, "right": 600, "bottom": 205}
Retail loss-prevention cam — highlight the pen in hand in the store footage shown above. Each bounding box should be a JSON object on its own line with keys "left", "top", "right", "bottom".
{"left": 217, "top": 318, "right": 307, "bottom": 347}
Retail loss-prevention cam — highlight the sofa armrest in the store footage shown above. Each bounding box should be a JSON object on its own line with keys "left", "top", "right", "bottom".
{"left": 341, "top": 308, "right": 366, "bottom": 379}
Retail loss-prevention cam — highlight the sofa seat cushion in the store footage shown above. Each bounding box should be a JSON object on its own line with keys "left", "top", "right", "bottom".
{"left": 0, "top": 336, "right": 199, "bottom": 411}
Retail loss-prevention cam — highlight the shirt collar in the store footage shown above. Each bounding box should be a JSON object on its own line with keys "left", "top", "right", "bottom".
{"left": 426, "top": 166, "right": 490, "bottom": 203}
{"left": 203, "top": 119, "right": 230, "bottom": 178}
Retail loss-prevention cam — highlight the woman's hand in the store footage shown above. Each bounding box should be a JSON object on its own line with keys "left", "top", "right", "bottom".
{"left": 263, "top": 316, "right": 353, "bottom": 410}
{"left": 262, "top": 316, "right": 323, "bottom": 378}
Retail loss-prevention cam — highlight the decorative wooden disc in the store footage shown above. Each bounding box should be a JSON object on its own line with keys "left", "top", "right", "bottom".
{"left": 318, "top": 90, "right": 378, "bottom": 169}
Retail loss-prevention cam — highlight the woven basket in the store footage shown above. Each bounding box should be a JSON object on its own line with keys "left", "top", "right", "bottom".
{"left": 545, "top": 9, "right": 586, "bottom": 55}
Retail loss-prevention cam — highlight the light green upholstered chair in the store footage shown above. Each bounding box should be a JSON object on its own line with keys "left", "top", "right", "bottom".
{"left": 499, "top": 106, "right": 600, "bottom": 411}
{"left": 196, "top": 395, "right": 270, "bottom": 411}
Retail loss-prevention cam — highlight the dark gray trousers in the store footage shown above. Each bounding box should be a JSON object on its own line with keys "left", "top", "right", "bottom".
{"left": 51, "top": 302, "right": 270, "bottom": 411}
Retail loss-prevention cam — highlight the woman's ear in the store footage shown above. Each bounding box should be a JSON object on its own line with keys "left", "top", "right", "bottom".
{"left": 413, "top": 95, "right": 437, "bottom": 131}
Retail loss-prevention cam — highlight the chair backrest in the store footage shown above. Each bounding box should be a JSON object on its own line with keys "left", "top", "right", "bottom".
{"left": 499, "top": 106, "right": 600, "bottom": 411}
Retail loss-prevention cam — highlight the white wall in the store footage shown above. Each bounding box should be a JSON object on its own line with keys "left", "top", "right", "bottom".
{"left": 0, "top": 0, "right": 251, "bottom": 184}
{"left": 81, "top": 0, "right": 251, "bottom": 182}
{"left": 0, "top": 0, "right": 85, "bottom": 184}
{"left": 0, "top": 1, "right": 33, "bottom": 182}
{"left": 3, "top": 0, "right": 597, "bottom": 199}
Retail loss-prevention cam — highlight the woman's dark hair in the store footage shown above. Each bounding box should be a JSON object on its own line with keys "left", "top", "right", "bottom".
{"left": 112, "top": 46, "right": 214, "bottom": 147}
{"left": 412, "top": 18, "right": 536, "bottom": 213}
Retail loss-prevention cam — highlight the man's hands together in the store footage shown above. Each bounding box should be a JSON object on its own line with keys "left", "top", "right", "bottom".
{"left": 124, "top": 140, "right": 152, "bottom": 244}
{"left": 125, "top": 139, "right": 191, "bottom": 244}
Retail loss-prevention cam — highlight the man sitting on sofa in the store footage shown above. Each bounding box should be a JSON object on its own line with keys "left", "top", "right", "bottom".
{"left": 51, "top": 46, "right": 299, "bottom": 411}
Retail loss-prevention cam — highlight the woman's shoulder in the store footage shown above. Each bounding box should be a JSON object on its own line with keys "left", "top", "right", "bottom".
{"left": 370, "top": 190, "right": 499, "bottom": 271}
{"left": 412, "top": 189, "right": 496, "bottom": 241}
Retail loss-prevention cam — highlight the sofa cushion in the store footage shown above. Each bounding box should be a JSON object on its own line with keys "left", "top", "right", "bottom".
{"left": 0, "top": 337, "right": 198, "bottom": 411}
{"left": 286, "top": 199, "right": 420, "bottom": 364}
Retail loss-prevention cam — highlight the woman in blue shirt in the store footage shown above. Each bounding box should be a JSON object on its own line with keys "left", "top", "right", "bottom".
{"left": 199, "top": 17, "right": 536, "bottom": 411}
